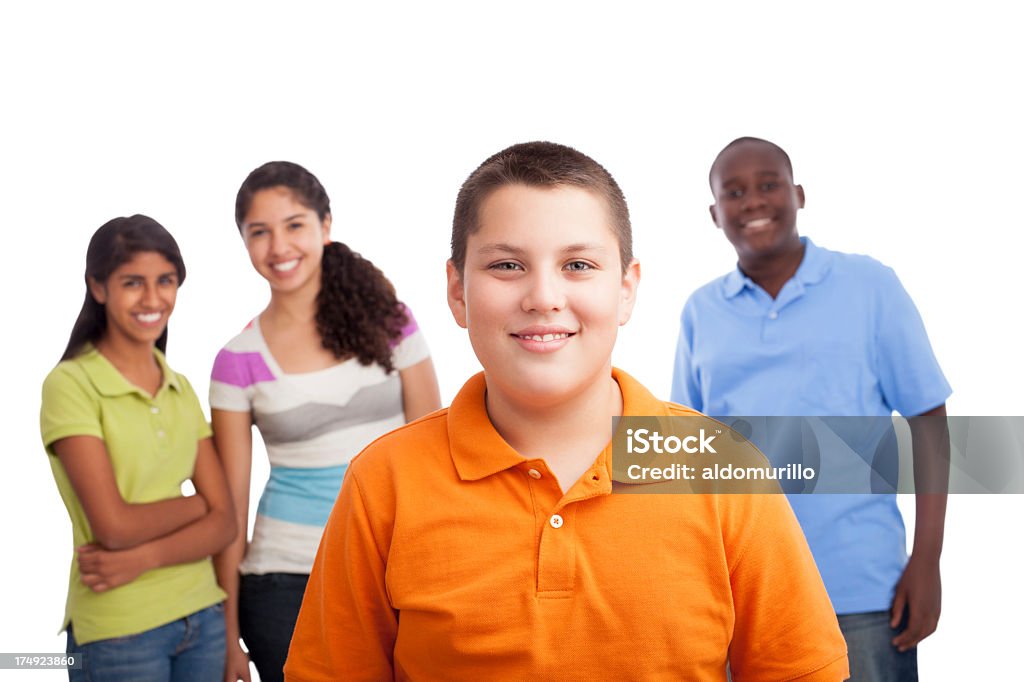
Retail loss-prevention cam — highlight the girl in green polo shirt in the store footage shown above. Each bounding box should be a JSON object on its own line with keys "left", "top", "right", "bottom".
{"left": 40, "top": 215, "right": 236, "bottom": 681}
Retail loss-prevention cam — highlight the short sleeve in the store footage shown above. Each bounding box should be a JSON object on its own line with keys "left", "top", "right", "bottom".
{"left": 724, "top": 494, "right": 850, "bottom": 681}
{"left": 873, "top": 267, "right": 951, "bottom": 416}
{"left": 177, "top": 373, "right": 213, "bottom": 440}
{"left": 40, "top": 364, "right": 103, "bottom": 455}
{"left": 391, "top": 306, "right": 430, "bottom": 371}
{"left": 671, "top": 299, "right": 704, "bottom": 411}
{"left": 209, "top": 347, "right": 257, "bottom": 412}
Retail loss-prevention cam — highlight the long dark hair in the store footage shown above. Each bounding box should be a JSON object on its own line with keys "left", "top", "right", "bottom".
{"left": 61, "top": 215, "right": 186, "bottom": 362}
{"left": 235, "top": 161, "right": 408, "bottom": 373}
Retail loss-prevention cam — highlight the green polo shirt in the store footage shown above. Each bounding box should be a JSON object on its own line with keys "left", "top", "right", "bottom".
{"left": 40, "top": 346, "right": 225, "bottom": 644}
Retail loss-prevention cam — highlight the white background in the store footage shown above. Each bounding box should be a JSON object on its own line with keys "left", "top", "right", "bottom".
{"left": 2, "top": 2, "right": 1021, "bottom": 679}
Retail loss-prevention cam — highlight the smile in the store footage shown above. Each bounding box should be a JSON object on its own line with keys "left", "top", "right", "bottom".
{"left": 515, "top": 332, "right": 571, "bottom": 342}
{"left": 510, "top": 330, "right": 576, "bottom": 354}
{"left": 743, "top": 218, "right": 773, "bottom": 229}
{"left": 133, "top": 312, "right": 163, "bottom": 324}
{"left": 272, "top": 259, "right": 300, "bottom": 272}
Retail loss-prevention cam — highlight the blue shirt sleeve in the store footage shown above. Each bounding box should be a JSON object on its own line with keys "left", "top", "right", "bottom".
{"left": 671, "top": 300, "right": 703, "bottom": 411}
{"left": 873, "top": 266, "right": 951, "bottom": 416}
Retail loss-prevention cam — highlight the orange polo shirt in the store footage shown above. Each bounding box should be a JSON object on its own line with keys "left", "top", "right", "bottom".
{"left": 285, "top": 369, "right": 848, "bottom": 681}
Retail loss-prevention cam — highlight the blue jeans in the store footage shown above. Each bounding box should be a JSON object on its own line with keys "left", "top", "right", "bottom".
{"left": 838, "top": 610, "right": 918, "bottom": 682}
{"left": 238, "top": 573, "right": 309, "bottom": 682}
{"left": 66, "top": 603, "right": 226, "bottom": 682}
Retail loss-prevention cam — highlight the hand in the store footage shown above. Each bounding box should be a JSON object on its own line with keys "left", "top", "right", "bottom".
{"left": 889, "top": 554, "right": 941, "bottom": 652}
{"left": 224, "top": 640, "right": 252, "bottom": 682}
{"left": 76, "top": 543, "right": 152, "bottom": 592}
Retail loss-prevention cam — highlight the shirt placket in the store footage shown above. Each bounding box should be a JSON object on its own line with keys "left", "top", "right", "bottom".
{"left": 520, "top": 460, "right": 608, "bottom": 597}
{"left": 760, "top": 280, "right": 805, "bottom": 344}
{"left": 147, "top": 393, "right": 171, "bottom": 458}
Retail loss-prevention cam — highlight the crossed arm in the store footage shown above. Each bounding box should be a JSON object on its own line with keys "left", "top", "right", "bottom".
{"left": 54, "top": 434, "right": 236, "bottom": 593}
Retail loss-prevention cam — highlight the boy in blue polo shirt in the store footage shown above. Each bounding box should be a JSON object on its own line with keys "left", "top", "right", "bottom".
{"left": 672, "top": 137, "right": 950, "bottom": 681}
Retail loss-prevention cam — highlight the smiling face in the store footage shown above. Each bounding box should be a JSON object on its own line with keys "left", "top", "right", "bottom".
{"left": 709, "top": 140, "right": 805, "bottom": 264}
{"left": 240, "top": 186, "right": 332, "bottom": 296}
{"left": 447, "top": 183, "right": 639, "bottom": 410}
{"left": 89, "top": 251, "right": 179, "bottom": 349}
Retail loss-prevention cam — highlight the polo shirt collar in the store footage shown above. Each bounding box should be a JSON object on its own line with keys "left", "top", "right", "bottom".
{"left": 447, "top": 368, "right": 670, "bottom": 482}
{"left": 722, "top": 236, "right": 833, "bottom": 299}
{"left": 79, "top": 346, "right": 182, "bottom": 398}
{"left": 795, "top": 237, "right": 832, "bottom": 286}
{"left": 722, "top": 268, "right": 751, "bottom": 299}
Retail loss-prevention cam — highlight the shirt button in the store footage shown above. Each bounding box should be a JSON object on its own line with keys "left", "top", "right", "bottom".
{"left": 150, "top": 406, "right": 160, "bottom": 414}
{"left": 768, "top": 311, "right": 779, "bottom": 320}
{"left": 527, "top": 468, "right": 542, "bottom": 479}
{"left": 549, "top": 514, "right": 564, "bottom": 529}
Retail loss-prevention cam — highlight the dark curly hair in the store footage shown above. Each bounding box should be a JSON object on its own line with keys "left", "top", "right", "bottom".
{"left": 235, "top": 161, "right": 408, "bottom": 373}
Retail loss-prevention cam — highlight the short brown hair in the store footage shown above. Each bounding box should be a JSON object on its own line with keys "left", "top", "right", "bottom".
{"left": 451, "top": 141, "right": 632, "bottom": 273}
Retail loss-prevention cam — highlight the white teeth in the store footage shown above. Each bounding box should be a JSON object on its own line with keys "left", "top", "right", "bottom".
{"left": 273, "top": 259, "right": 300, "bottom": 272}
{"left": 745, "top": 218, "right": 772, "bottom": 228}
{"left": 525, "top": 333, "right": 569, "bottom": 342}
{"left": 135, "top": 313, "right": 161, "bottom": 323}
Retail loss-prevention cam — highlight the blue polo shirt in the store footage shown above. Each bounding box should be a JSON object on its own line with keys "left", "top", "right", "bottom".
{"left": 672, "top": 237, "right": 951, "bottom": 614}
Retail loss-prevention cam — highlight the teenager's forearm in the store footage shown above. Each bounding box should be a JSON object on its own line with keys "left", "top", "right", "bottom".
{"left": 909, "top": 405, "right": 950, "bottom": 560}
{"left": 101, "top": 494, "right": 209, "bottom": 550}
{"left": 137, "top": 507, "right": 237, "bottom": 572}
{"left": 214, "top": 534, "right": 248, "bottom": 641}
{"left": 912, "top": 493, "right": 947, "bottom": 559}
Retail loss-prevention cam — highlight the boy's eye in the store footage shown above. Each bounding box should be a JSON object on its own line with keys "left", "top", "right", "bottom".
{"left": 288, "top": 222, "right": 304, "bottom": 230}
{"left": 489, "top": 261, "right": 523, "bottom": 272}
{"left": 565, "top": 261, "right": 593, "bottom": 273}
{"left": 726, "top": 189, "right": 744, "bottom": 199}
{"left": 248, "top": 228, "right": 267, "bottom": 238}
{"left": 158, "top": 275, "right": 178, "bottom": 286}
{"left": 760, "top": 182, "right": 778, "bottom": 191}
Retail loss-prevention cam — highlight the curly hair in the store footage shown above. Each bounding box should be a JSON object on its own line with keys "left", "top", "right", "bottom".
{"left": 236, "top": 161, "right": 408, "bottom": 372}
{"left": 317, "top": 241, "right": 407, "bottom": 372}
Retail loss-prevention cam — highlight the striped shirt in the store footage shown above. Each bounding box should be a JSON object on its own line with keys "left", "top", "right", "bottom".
{"left": 210, "top": 311, "right": 429, "bottom": 575}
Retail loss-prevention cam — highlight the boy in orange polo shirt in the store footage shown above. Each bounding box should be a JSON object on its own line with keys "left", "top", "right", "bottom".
{"left": 285, "top": 142, "right": 849, "bottom": 681}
